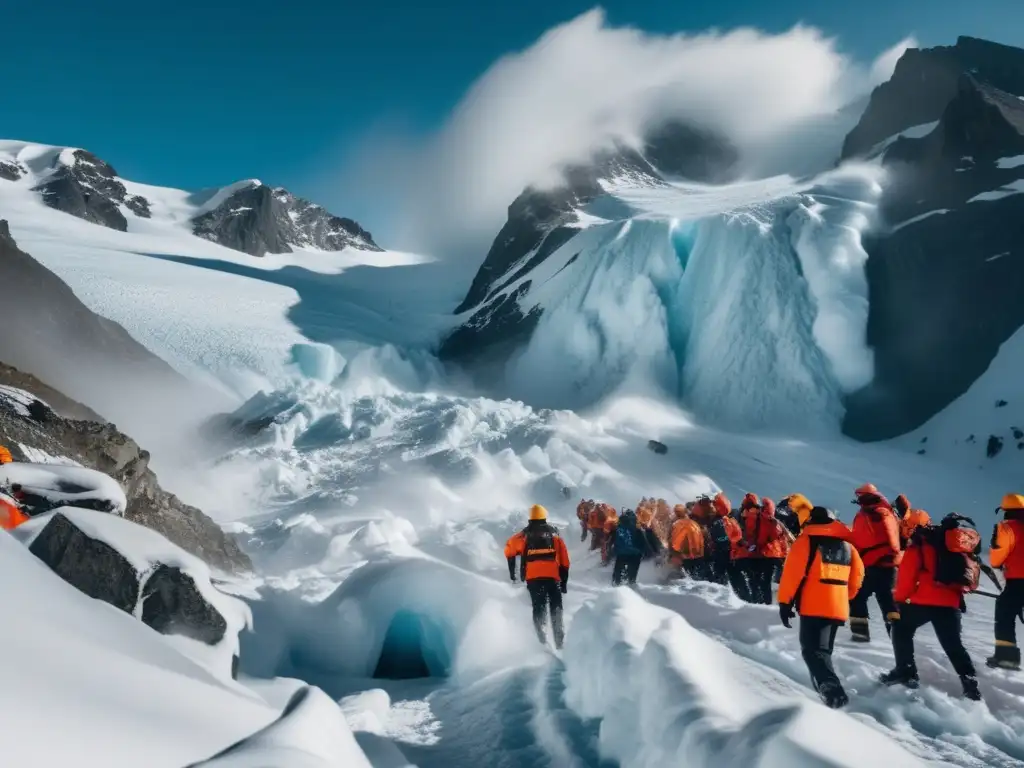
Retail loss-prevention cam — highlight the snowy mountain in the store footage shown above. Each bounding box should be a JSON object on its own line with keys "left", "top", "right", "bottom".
{"left": 0, "top": 140, "right": 380, "bottom": 257}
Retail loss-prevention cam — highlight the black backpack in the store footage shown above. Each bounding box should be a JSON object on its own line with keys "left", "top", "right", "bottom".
{"left": 914, "top": 514, "right": 981, "bottom": 593}
{"left": 709, "top": 517, "right": 732, "bottom": 553}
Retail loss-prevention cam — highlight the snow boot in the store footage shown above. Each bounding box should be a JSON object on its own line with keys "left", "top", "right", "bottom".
{"left": 960, "top": 675, "right": 982, "bottom": 702}
{"left": 879, "top": 666, "right": 920, "bottom": 689}
{"left": 985, "top": 644, "right": 1021, "bottom": 671}
{"left": 817, "top": 681, "right": 849, "bottom": 709}
{"left": 849, "top": 619, "right": 870, "bottom": 643}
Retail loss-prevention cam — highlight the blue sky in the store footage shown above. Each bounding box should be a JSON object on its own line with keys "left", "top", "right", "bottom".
{"left": 5, "top": 0, "right": 1023, "bottom": 232}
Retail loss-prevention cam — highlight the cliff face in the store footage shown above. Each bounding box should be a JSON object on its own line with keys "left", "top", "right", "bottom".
{"left": 0, "top": 362, "right": 250, "bottom": 572}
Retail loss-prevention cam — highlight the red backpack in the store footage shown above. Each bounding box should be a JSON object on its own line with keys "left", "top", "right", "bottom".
{"left": 916, "top": 514, "right": 981, "bottom": 593}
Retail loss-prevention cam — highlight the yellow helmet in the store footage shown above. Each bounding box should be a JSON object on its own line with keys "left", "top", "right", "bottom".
{"left": 529, "top": 504, "right": 549, "bottom": 521}
{"left": 1001, "top": 494, "right": 1024, "bottom": 511}
{"left": 786, "top": 493, "right": 814, "bottom": 527}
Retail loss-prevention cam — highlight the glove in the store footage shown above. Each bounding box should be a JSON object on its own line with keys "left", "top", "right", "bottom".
{"left": 779, "top": 602, "right": 794, "bottom": 628}
{"left": 560, "top": 581, "right": 568, "bottom": 594}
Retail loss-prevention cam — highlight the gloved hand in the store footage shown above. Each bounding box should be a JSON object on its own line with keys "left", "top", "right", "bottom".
{"left": 560, "top": 581, "right": 568, "bottom": 594}
{"left": 779, "top": 602, "right": 795, "bottom": 628}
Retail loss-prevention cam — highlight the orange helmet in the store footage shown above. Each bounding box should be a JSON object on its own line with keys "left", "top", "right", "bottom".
{"left": 713, "top": 492, "right": 731, "bottom": 518}
{"left": 1001, "top": 494, "right": 1024, "bottom": 511}
{"left": 855, "top": 483, "right": 879, "bottom": 496}
{"left": 741, "top": 492, "right": 759, "bottom": 510}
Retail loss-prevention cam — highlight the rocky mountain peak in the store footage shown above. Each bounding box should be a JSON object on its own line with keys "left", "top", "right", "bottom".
{"left": 191, "top": 181, "right": 381, "bottom": 257}
{"left": 32, "top": 148, "right": 152, "bottom": 231}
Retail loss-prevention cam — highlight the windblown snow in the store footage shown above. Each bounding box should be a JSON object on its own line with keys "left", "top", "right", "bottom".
{"left": 2, "top": 136, "right": 1022, "bottom": 767}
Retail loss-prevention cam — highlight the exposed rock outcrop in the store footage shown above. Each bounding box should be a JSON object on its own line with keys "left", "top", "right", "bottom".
{"left": 141, "top": 563, "right": 228, "bottom": 645}
{"left": 192, "top": 181, "right": 382, "bottom": 257}
{"left": 842, "top": 54, "right": 1024, "bottom": 439}
{"left": 32, "top": 149, "right": 151, "bottom": 231}
{"left": 0, "top": 364, "right": 250, "bottom": 571}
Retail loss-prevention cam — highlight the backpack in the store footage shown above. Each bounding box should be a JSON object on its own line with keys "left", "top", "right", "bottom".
{"left": 521, "top": 524, "right": 558, "bottom": 580}
{"left": 709, "top": 517, "right": 733, "bottom": 554}
{"left": 917, "top": 514, "right": 981, "bottom": 593}
{"left": 615, "top": 512, "right": 643, "bottom": 557}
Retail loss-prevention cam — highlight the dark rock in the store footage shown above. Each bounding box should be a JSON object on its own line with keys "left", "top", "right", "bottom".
{"left": 0, "top": 160, "right": 25, "bottom": 181}
{"left": 920, "top": 436, "right": 928, "bottom": 443}
{"left": 841, "top": 60, "right": 1024, "bottom": 440}
{"left": 1013, "top": 427, "right": 1023, "bottom": 440}
{"left": 967, "top": 435, "right": 976, "bottom": 443}
{"left": 0, "top": 361, "right": 251, "bottom": 572}
{"left": 987, "top": 435, "right": 1004, "bottom": 458}
{"left": 141, "top": 564, "right": 227, "bottom": 645}
{"left": 192, "top": 182, "right": 381, "bottom": 257}
{"left": 32, "top": 149, "right": 151, "bottom": 231}
{"left": 440, "top": 122, "right": 736, "bottom": 364}
{"left": 647, "top": 440, "right": 668, "bottom": 455}
{"left": 1018, "top": 442, "right": 1024, "bottom": 450}
{"left": 917, "top": 449, "right": 927, "bottom": 455}
{"left": 996, "top": 399, "right": 1009, "bottom": 408}
{"left": 29, "top": 512, "right": 139, "bottom": 613}
{"left": 842, "top": 36, "right": 1024, "bottom": 160}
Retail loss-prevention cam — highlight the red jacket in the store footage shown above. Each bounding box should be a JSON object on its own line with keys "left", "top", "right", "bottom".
{"left": 851, "top": 502, "right": 902, "bottom": 568}
{"left": 893, "top": 539, "right": 962, "bottom": 608}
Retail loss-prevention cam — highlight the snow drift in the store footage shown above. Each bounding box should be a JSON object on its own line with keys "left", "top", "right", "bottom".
{"left": 563, "top": 588, "right": 925, "bottom": 767}
{"left": 0, "top": 461, "right": 127, "bottom": 514}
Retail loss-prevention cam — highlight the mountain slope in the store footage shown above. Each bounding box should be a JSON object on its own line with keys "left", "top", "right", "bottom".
{"left": 0, "top": 140, "right": 380, "bottom": 257}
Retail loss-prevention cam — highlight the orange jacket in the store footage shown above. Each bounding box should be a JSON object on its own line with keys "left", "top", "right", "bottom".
{"left": 576, "top": 501, "right": 591, "bottom": 523}
{"left": 778, "top": 520, "right": 864, "bottom": 621}
{"left": 851, "top": 504, "right": 902, "bottom": 568}
{"left": 0, "top": 445, "right": 12, "bottom": 464}
{"left": 587, "top": 506, "right": 605, "bottom": 530}
{"left": 636, "top": 505, "right": 654, "bottom": 529}
{"left": 505, "top": 524, "right": 571, "bottom": 582}
{"left": 602, "top": 508, "right": 619, "bottom": 535}
{"left": 899, "top": 508, "right": 931, "bottom": 546}
{"left": 893, "top": 539, "right": 962, "bottom": 608}
{"left": 991, "top": 516, "right": 1024, "bottom": 580}
{"left": 670, "top": 517, "right": 705, "bottom": 559}
{"left": 0, "top": 495, "right": 28, "bottom": 531}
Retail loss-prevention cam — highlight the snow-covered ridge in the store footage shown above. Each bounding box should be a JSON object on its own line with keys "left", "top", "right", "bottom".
{"left": 0, "top": 139, "right": 379, "bottom": 257}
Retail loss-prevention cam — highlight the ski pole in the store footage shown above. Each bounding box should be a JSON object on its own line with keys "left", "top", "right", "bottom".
{"left": 973, "top": 590, "right": 1001, "bottom": 599}
{"left": 981, "top": 563, "right": 1003, "bottom": 593}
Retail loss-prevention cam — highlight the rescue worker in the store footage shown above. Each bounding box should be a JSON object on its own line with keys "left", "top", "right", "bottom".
{"left": 0, "top": 445, "right": 12, "bottom": 464}
{"left": 988, "top": 493, "right": 1024, "bottom": 671}
{"left": 894, "top": 494, "right": 931, "bottom": 549}
{"left": 587, "top": 503, "right": 607, "bottom": 551}
{"left": 668, "top": 504, "right": 706, "bottom": 579}
{"left": 849, "top": 483, "right": 901, "bottom": 642}
{"left": 636, "top": 505, "right": 663, "bottom": 562}
{"left": 778, "top": 505, "right": 864, "bottom": 709}
{"left": 652, "top": 498, "right": 673, "bottom": 549}
{"left": 746, "top": 498, "right": 787, "bottom": 605}
{"left": 708, "top": 492, "right": 747, "bottom": 598}
{"left": 778, "top": 493, "right": 811, "bottom": 537}
{"left": 612, "top": 508, "right": 649, "bottom": 586}
{"left": 600, "top": 506, "right": 619, "bottom": 566}
{"left": 504, "top": 504, "right": 571, "bottom": 649}
{"left": 734, "top": 493, "right": 763, "bottom": 603}
{"left": 880, "top": 514, "right": 982, "bottom": 701}
{"left": 576, "top": 499, "right": 592, "bottom": 542}
{"left": 0, "top": 489, "right": 28, "bottom": 531}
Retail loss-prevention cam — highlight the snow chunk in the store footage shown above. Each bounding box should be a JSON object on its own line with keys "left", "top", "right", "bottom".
{"left": 16, "top": 444, "right": 81, "bottom": 466}
{"left": 0, "top": 384, "right": 48, "bottom": 418}
{"left": 0, "top": 462, "right": 127, "bottom": 514}
{"left": 190, "top": 685, "right": 372, "bottom": 768}
{"left": 996, "top": 154, "right": 1024, "bottom": 170}
{"left": 563, "top": 589, "right": 926, "bottom": 767}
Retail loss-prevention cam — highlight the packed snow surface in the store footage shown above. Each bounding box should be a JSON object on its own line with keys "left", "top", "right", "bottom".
{"left": 0, "top": 461, "right": 127, "bottom": 514}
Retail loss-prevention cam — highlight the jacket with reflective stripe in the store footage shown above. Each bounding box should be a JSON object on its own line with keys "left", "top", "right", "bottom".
{"left": 505, "top": 524, "right": 571, "bottom": 582}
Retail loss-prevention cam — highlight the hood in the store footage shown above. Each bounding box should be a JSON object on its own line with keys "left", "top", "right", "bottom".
{"left": 805, "top": 520, "right": 851, "bottom": 540}
{"left": 761, "top": 498, "right": 776, "bottom": 518}
{"left": 713, "top": 493, "right": 732, "bottom": 518}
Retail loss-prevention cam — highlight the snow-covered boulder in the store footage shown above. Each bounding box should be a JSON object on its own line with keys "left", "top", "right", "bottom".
{"left": 187, "top": 685, "right": 372, "bottom": 768}
{"left": 14, "top": 508, "right": 248, "bottom": 678}
{"left": 0, "top": 461, "right": 127, "bottom": 515}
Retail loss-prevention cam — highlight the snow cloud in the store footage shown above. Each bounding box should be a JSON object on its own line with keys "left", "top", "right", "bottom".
{"left": 356, "top": 10, "right": 914, "bottom": 260}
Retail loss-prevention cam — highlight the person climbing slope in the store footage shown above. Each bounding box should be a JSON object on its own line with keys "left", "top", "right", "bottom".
{"left": 576, "top": 499, "right": 593, "bottom": 543}
{"left": 849, "top": 483, "right": 901, "bottom": 642}
{"left": 587, "top": 503, "right": 607, "bottom": 551}
{"left": 988, "top": 493, "right": 1024, "bottom": 671}
{"left": 734, "top": 493, "right": 763, "bottom": 603}
{"left": 600, "top": 506, "right": 619, "bottom": 566}
{"left": 880, "top": 513, "right": 982, "bottom": 701}
{"left": 668, "top": 504, "right": 706, "bottom": 580}
{"left": 777, "top": 493, "right": 810, "bottom": 537}
{"left": 894, "top": 494, "right": 931, "bottom": 549}
{"left": 612, "top": 508, "right": 649, "bottom": 587}
{"left": 707, "top": 492, "right": 747, "bottom": 599}
{"left": 778, "top": 505, "right": 864, "bottom": 709}
{"left": 504, "top": 504, "right": 571, "bottom": 649}
{"left": 747, "top": 498, "right": 787, "bottom": 605}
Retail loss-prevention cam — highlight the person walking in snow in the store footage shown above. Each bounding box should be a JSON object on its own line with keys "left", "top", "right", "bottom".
{"left": 745, "top": 498, "right": 788, "bottom": 605}
{"left": 880, "top": 513, "right": 982, "bottom": 701}
{"left": 778, "top": 505, "right": 864, "bottom": 709}
{"left": 612, "top": 508, "right": 649, "bottom": 587}
{"left": 988, "top": 493, "right": 1024, "bottom": 671}
{"left": 848, "top": 484, "right": 902, "bottom": 643}
{"left": 894, "top": 494, "right": 930, "bottom": 549}
{"left": 733, "top": 493, "right": 764, "bottom": 603}
{"left": 667, "top": 504, "right": 706, "bottom": 580}
{"left": 576, "top": 499, "right": 592, "bottom": 543}
{"left": 504, "top": 504, "right": 571, "bottom": 649}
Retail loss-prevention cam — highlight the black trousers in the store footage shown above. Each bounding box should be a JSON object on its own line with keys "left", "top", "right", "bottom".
{"left": 849, "top": 566, "right": 897, "bottom": 632}
{"left": 745, "top": 559, "right": 778, "bottom": 605}
{"left": 613, "top": 555, "right": 642, "bottom": 586}
{"left": 527, "top": 579, "right": 565, "bottom": 648}
{"left": 995, "top": 579, "right": 1024, "bottom": 646}
{"left": 682, "top": 559, "right": 708, "bottom": 580}
{"left": 799, "top": 617, "right": 843, "bottom": 694}
{"left": 891, "top": 603, "right": 975, "bottom": 677}
{"left": 726, "top": 559, "right": 751, "bottom": 602}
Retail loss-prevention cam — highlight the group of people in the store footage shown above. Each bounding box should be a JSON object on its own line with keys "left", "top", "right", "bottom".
{"left": 504, "top": 485, "right": 1024, "bottom": 710}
